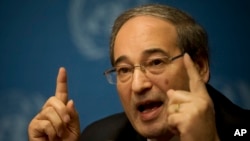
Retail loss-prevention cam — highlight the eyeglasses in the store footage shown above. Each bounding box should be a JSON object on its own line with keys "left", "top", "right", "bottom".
{"left": 104, "top": 53, "right": 184, "bottom": 85}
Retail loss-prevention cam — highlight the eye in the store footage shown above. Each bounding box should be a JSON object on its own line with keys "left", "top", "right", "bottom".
{"left": 116, "top": 66, "right": 132, "bottom": 75}
{"left": 147, "top": 58, "right": 167, "bottom": 67}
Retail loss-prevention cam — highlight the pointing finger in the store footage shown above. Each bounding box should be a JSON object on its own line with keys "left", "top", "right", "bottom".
{"left": 55, "top": 67, "right": 68, "bottom": 104}
{"left": 184, "top": 53, "right": 206, "bottom": 94}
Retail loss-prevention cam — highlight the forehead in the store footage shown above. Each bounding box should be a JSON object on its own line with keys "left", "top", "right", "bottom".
{"left": 114, "top": 16, "right": 179, "bottom": 64}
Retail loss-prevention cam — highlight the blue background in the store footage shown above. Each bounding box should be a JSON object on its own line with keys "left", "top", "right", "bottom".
{"left": 0, "top": 0, "right": 249, "bottom": 141}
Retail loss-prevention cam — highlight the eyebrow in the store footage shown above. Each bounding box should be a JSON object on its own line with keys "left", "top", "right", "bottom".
{"left": 114, "top": 55, "right": 128, "bottom": 66}
{"left": 142, "top": 48, "right": 170, "bottom": 57}
{"left": 114, "top": 48, "right": 170, "bottom": 66}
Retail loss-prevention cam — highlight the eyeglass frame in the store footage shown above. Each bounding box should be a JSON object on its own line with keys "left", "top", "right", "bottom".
{"left": 103, "top": 52, "right": 185, "bottom": 85}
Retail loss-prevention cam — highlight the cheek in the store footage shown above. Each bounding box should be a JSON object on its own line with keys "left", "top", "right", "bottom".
{"left": 151, "top": 64, "right": 189, "bottom": 91}
{"left": 117, "top": 84, "right": 131, "bottom": 109}
{"left": 150, "top": 75, "right": 169, "bottom": 92}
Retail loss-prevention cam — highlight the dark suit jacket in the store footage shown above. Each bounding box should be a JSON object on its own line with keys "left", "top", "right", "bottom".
{"left": 80, "top": 84, "right": 250, "bottom": 141}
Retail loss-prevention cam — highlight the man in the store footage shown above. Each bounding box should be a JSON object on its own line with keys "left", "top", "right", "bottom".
{"left": 28, "top": 4, "right": 250, "bottom": 141}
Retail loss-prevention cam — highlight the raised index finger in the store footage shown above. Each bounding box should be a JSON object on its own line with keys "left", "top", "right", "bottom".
{"left": 55, "top": 67, "right": 68, "bottom": 104}
{"left": 184, "top": 53, "right": 206, "bottom": 94}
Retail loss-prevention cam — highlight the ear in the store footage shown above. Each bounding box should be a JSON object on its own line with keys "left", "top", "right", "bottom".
{"left": 196, "top": 59, "right": 210, "bottom": 83}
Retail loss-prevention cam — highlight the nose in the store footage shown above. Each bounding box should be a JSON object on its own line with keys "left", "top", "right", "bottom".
{"left": 131, "top": 67, "right": 152, "bottom": 94}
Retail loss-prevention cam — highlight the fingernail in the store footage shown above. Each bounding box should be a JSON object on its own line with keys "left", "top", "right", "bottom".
{"left": 63, "top": 115, "right": 71, "bottom": 123}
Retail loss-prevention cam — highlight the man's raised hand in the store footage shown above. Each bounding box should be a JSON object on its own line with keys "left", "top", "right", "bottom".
{"left": 28, "top": 67, "right": 80, "bottom": 141}
{"left": 167, "top": 53, "right": 220, "bottom": 141}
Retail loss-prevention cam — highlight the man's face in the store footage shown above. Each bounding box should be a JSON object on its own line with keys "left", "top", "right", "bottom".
{"left": 113, "top": 16, "right": 190, "bottom": 138}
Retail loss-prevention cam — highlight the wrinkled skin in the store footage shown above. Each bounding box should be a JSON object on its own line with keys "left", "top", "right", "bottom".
{"left": 114, "top": 16, "right": 220, "bottom": 141}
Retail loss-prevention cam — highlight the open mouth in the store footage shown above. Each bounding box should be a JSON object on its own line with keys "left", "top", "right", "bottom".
{"left": 137, "top": 101, "right": 163, "bottom": 113}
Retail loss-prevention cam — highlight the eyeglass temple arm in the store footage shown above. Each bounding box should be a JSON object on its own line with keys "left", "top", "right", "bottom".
{"left": 170, "top": 52, "right": 185, "bottom": 61}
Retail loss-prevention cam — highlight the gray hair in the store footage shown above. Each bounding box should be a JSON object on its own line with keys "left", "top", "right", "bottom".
{"left": 109, "top": 4, "right": 209, "bottom": 70}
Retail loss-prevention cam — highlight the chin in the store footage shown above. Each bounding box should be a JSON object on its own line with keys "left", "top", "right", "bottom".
{"left": 134, "top": 119, "right": 169, "bottom": 138}
{"left": 139, "top": 126, "right": 168, "bottom": 139}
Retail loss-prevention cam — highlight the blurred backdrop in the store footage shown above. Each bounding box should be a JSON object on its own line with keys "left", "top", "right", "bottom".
{"left": 0, "top": 0, "right": 249, "bottom": 141}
